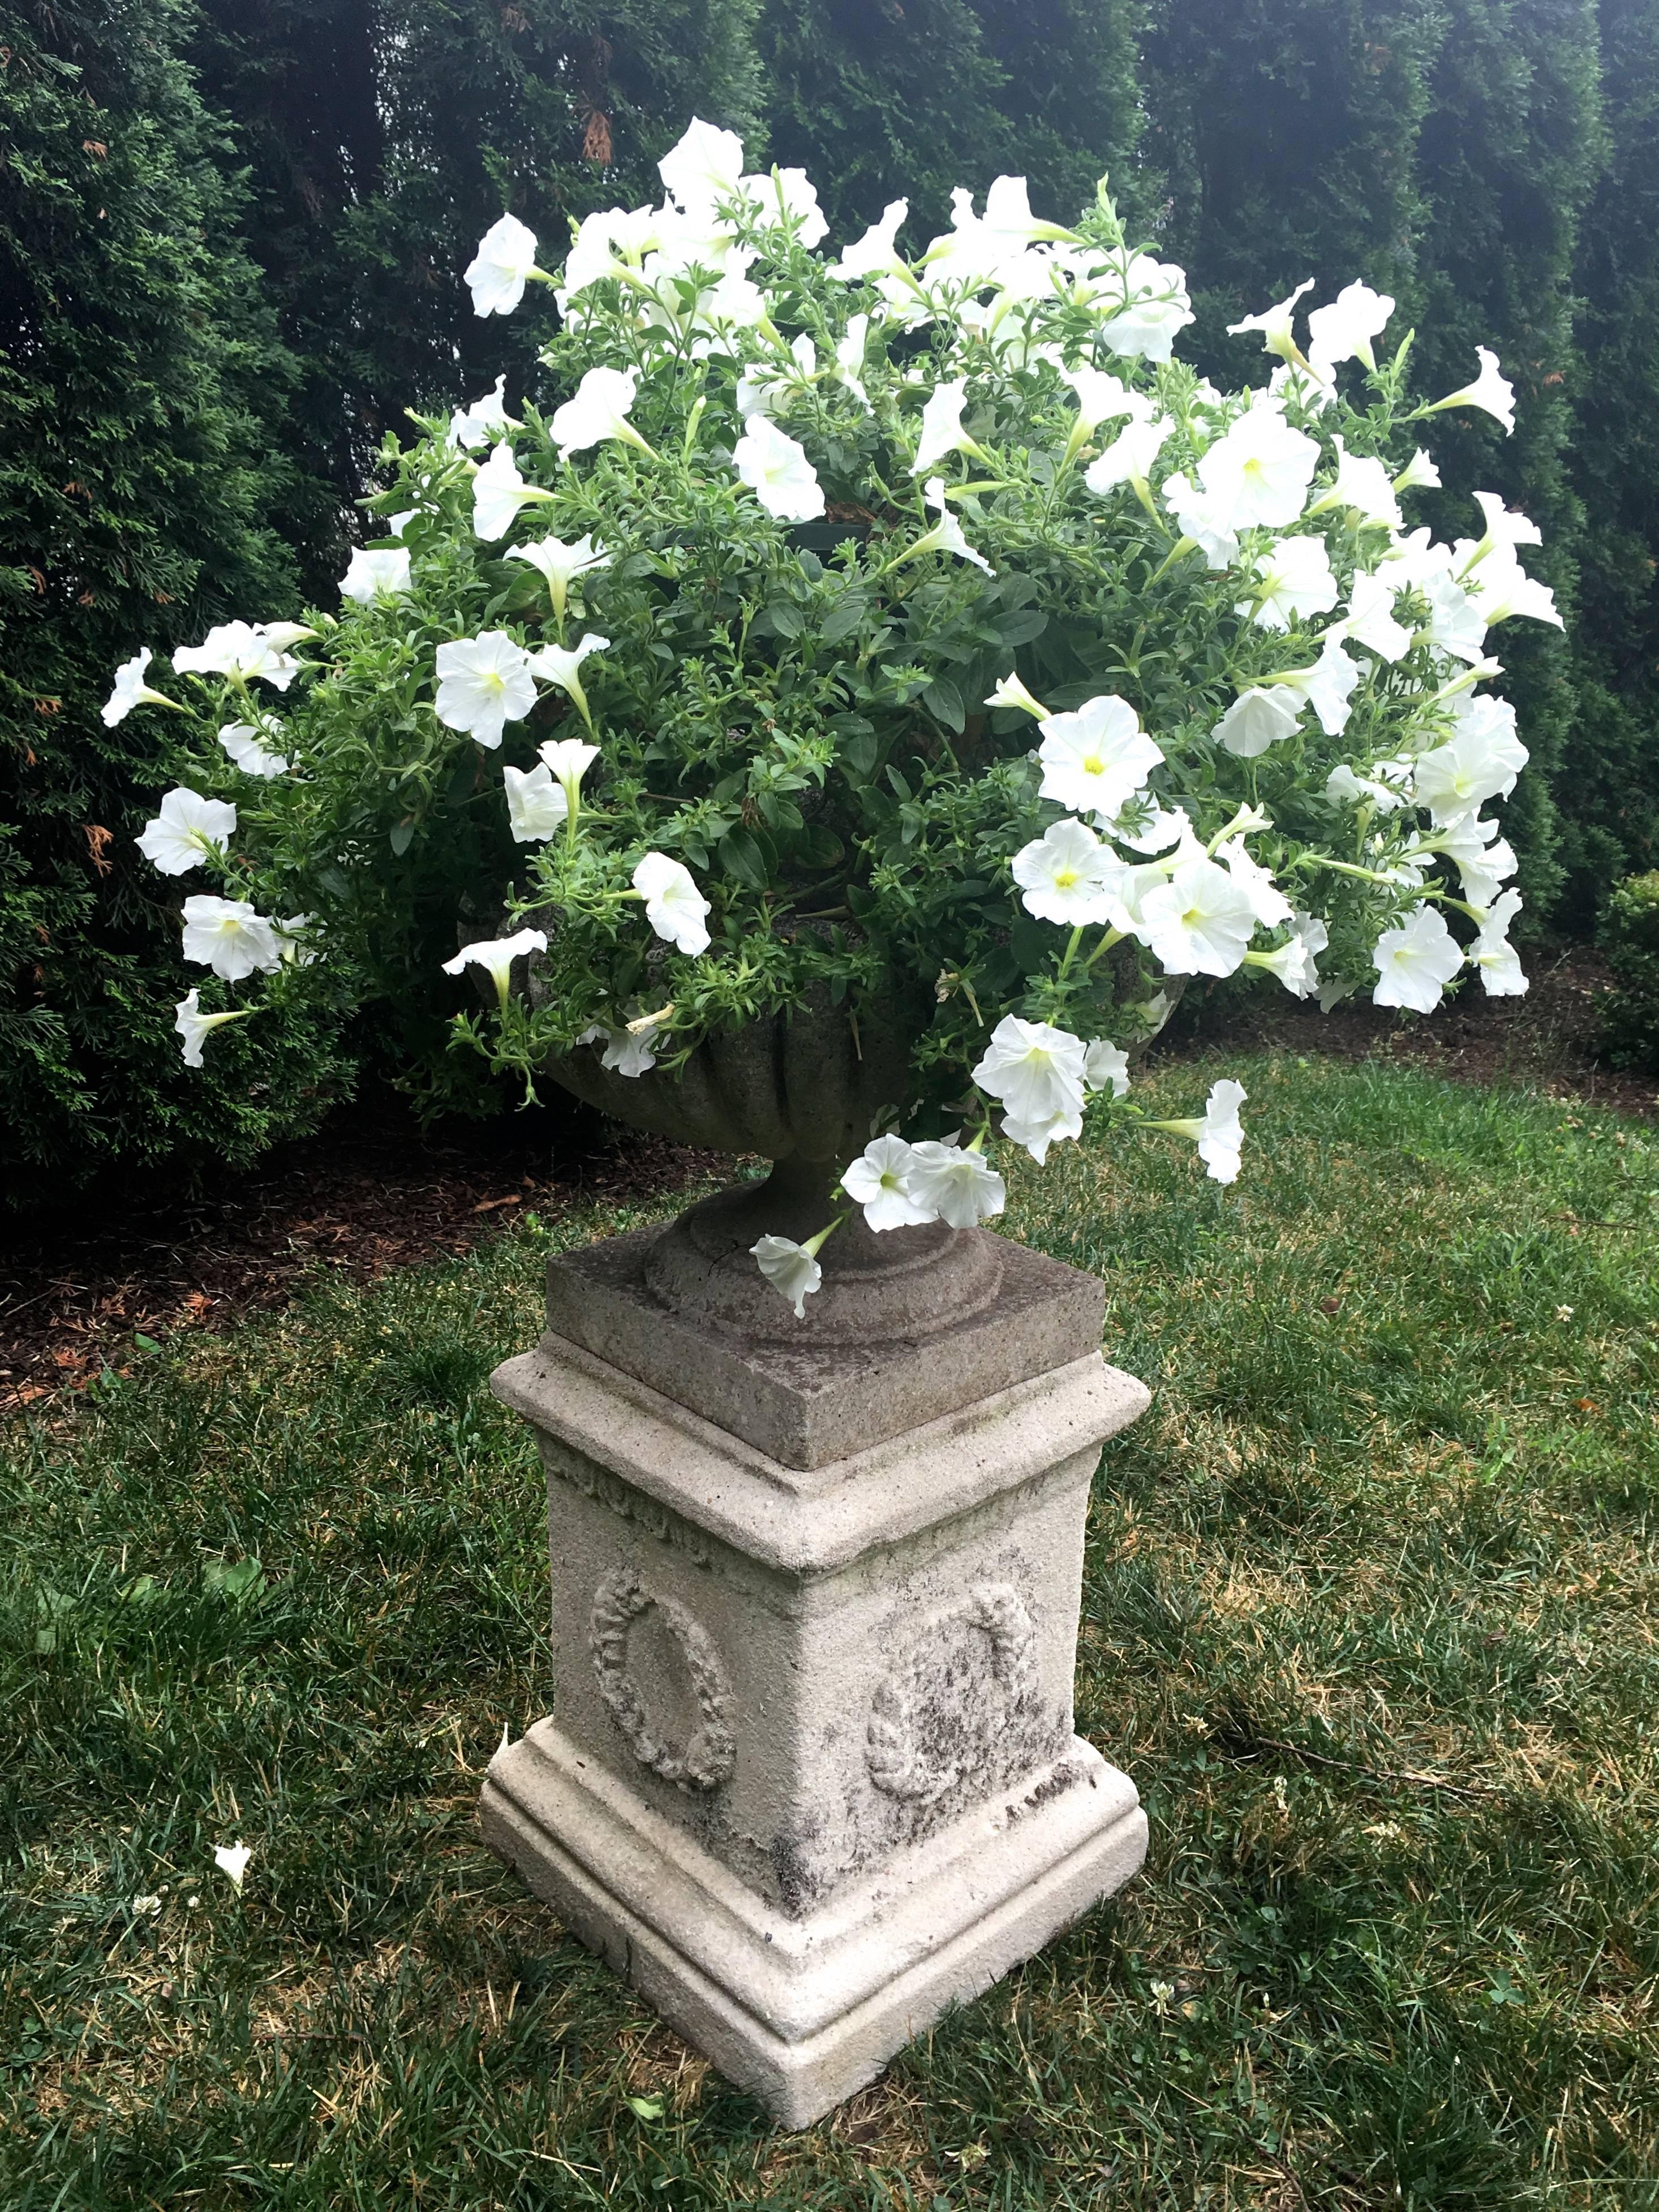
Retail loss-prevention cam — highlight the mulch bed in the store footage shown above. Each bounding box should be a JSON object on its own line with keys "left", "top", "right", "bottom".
{"left": 2, "top": 944, "right": 1648, "bottom": 1413}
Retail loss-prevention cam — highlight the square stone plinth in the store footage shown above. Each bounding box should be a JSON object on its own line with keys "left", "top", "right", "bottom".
{"left": 482, "top": 1277, "right": 1150, "bottom": 2126}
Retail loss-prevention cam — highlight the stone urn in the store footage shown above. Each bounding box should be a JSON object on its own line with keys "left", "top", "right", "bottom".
{"left": 480, "top": 992, "right": 1150, "bottom": 2124}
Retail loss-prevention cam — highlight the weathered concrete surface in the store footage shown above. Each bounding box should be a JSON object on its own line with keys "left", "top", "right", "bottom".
{"left": 483, "top": 1271, "right": 1151, "bottom": 2124}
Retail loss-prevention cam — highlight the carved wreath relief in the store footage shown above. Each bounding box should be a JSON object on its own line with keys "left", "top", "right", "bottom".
{"left": 588, "top": 1565, "right": 736, "bottom": 1793}
{"left": 866, "top": 1581, "right": 1038, "bottom": 1803}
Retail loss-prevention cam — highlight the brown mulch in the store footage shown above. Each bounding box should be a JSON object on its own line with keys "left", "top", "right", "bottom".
{"left": 1, "top": 944, "right": 1648, "bottom": 1417}
{"left": 0, "top": 1096, "right": 721, "bottom": 1414}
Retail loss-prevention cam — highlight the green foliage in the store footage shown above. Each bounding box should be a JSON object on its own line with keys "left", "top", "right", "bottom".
{"left": 3, "top": 1059, "right": 1656, "bottom": 2199}
{"left": 188, "top": 0, "right": 767, "bottom": 602}
{"left": 1598, "top": 869, "right": 1659, "bottom": 1070}
{"left": 0, "top": 0, "right": 354, "bottom": 1207}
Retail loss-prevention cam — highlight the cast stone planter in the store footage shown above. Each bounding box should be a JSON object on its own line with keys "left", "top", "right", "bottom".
{"left": 479, "top": 995, "right": 1149, "bottom": 2124}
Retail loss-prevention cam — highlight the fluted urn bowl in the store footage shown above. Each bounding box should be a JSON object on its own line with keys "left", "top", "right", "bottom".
{"left": 542, "top": 987, "right": 1004, "bottom": 1345}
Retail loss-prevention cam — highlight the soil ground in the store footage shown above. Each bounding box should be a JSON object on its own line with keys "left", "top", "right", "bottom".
{"left": 2, "top": 943, "right": 1648, "bottom": 1411}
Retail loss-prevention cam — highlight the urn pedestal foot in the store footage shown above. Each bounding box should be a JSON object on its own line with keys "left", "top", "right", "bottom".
{"left": 482, "top": 1221, "right": 1150, "bottom": 2128}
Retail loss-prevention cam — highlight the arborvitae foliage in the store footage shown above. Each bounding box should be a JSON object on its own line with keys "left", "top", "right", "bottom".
{"left": 0, "top": 0, "right": 354, "bottom": 1208}
{"left": 1566, "top": 0, "right": 1659, "bottom": 911}
{"left": 190, "top": 0, "right": 766, "bottom": 601}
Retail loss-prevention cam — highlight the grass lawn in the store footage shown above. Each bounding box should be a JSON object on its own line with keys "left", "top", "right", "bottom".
{"left": 3, "top": 1053, "right": 1657, "bottom": 2210}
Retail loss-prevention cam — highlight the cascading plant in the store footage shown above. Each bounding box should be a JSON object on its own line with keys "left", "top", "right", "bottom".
{"left": 110, "top": 120, "right": 1560, "bottom": 1315}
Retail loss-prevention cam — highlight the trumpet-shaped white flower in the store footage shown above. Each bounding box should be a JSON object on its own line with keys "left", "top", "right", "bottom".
{"left": 1468, "top": 490, "right": 1542, "bottom": 555}
{"left": 828, "top": 198, "right": 910, "bottom": 281}
{"left": 972, "top": 1014, "right": 1087, "bottom": 1125}
{"left": 1217, "top": 837, "right": 1292, "bottom": 927}
{"left": 1227, "top": 279, "right": 1314, "bottom": 363}
{"left": 1249, "top": 912, "right": 1329, "bottom": 997}
{"left": 1429, "top": 347, "right": 1515, "bottom": 433}
{"left": 736, "top": 333, "right": 816, "bottom": 420}
{"left": 1310, "top": 435, "right": 1402, "bottom": 528}
{"left": 913, "top": 377, "right": 979, "bottom": 475}
{"left": 600, "top": 1025, "right": 660, "bottom": 1077}
{"left": 985, "top": 670, "right": 1050, "bottom": 719}
{"left": 1469, "top": 887, "right": 1527, "bottom": 996}
{"left": 447, "top": 373, "right": 518, "bottom": 449}
{"left": 1085, "top": 413, "right": 1174, "bottom": 498}
{"left": 1326, "top": 760, "right": 1413, "bottom": 811}
{"left": 442, "top": 928, "right": 548, "bottom": 1005}
{"left": 833, "top": 313, "right": 872, "bottom": 408}
{"left": 1011, "top": 817, "right": 1124, "bottom": 924}
{"left": 659, "top": 117, "right": 746, "bottom": 217}
{"left": 218, "top": 718, "right": 290, "bottom": 777}
{"left": 506, "top": 533, "right": 609, "bottom": 622}
{"left": 465, "top": 214, "right": 541, "bottom": 316}
{"left": 1214, "top": 688, "right": 1301, "bottom": 758}
{"left": 1196, "top": 406, "right": 1320, "bottom": 531}
{"left": 339, "top": 547, "right": 412, "bottom": 603}
{"left": 1394, "top": 446, "right": 1442, "bottom": 493}
{"left": 905, "top": 1139, "right": 1007, "bottom": 1228}
{"left": 1463, "top": 542, "right": 1562, "bottom": 631}
{"left": 503, "top": 762, "right": 568, "bottom": 842}
{"left": 1149, "top": 1079, "right": 1249, "bottom": 1182}
{"left": 102, "top": 648, "right": 175, "bottom": 727}
{"left": 471, "top": 442, "right": 553, "bottom": 541}
{"left": 633, "top": 851, "right": 711, "bottom": 955}
{"left": 551, "top": 365, "right": 652, "bottom": 463}
{"left": 1084, "top": 1039, "right": 1131, "bottom": 1096}
{"left": 1307, "top": 281, "right": 1394, "bottom": 375}
{"left": 1266, "top": 635, "right": 1362, "bottom": 737}
{"left": 1037, "top": 695, "right": 1163, "bottom": 817}
{"left": 435, "top": 631, "right": 536, "bottom": 748}
{"left": 1160, "top": 472, "right": 1239, "bottom": 569}
{"left": 539, "top": 734, "right": 601, "bottom": 810}
{"left": 1138, "top": 855, "right": 1259, "bottom": 977}
{"left": 213, "top": 1842, "right": 253, "bottom": 1892}
{"left": 181, "top": 895, "right": 283, "bottom": 981}
{"left": 1412, "top": 700, "right": 1528, "bottom": 823}
{"left": 174, "top": 620, "right": 304, "bottom": 689}
{"left": 1412, "top": 811, "right": 1518, "bottom": 910}
{"left": 999, "top": 1104, "right": 1084, "bottom": 1166}
{"left": 1333, "top": 569, "right": 1412, "bottom": 663}
{"left": 1372, "top": 903, "right": 1463, "bottom": 1012}
{"left": 733, "top": 414, "right": 825, "bottom": 520}
{"left": 1099, "top": 253, "right": 1194, "bottom": 361}
{"left": 1239, "top": 534, "right": 1338, "bottom": 631}
{"left": 1060, "top": 363, "right": 1141, "bottom": 439}
{"left": 741, "top": 166, "right": 828, "bottom": 246}
{"left": 174, "top": 988, "right": 253, "bottom": 1068}
{"left": 751, "top": 1233, "right": 823, "bottom": 1318}
{"left": 527, "top": 633, "right": 609, "bottom": 731}
{"left": 137, "top": 787, "right": 237, "bottom": 875}
{"left": 842, "top": 1134, "right": 932, "bottom": 1231}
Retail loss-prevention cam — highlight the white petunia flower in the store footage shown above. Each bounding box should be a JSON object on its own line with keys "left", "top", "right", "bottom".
{"left": 1083, "top": 1039, "right": 1131, "bottom": 1096}
{"left": 465, "top": 214, "right": 541, "bottom": 316}
{"left": 1372, "top": 903, "right": 1463, "bottom": 1012}
{"left": 1085, "top": 414, "right": 1173, "bottom": 500}
{"left": 842, "top": 1134, "right": 933, "bottom": 1231}
{"left": 102, "top": 648, "right": 177, "bottom": 727}
{"left": 217, "top": 718, "right": 289, "bottom": 778}
{"left": 1138, "top": 856, "right": 1259, "bottom": 978}
{"left": 174, "top": 988, "right": 253, "bottom": 1068}
{"left": 1214, "top": 688, "right": 1301, "bottom": 758}
{"left": 999, "top": 1104, "right": 1084, "bottom": 1166}
{"left": 732, "top": 414, "right": 826, "bottom": 521}
{"left": 213, "top": 1842, "right": 253, "bottom": 1892}
{"left": 1394, "top": 447, "right": 1442, "bottom": 494}
{"left": 435, "top": 631, "right": 536, "bottom": 748}
{"left": 1309, "top": 435, "right": 1402, "bottom": 528}
{"left": 1307, "top": 281, "right": 1394, "bottom": 376}
{"left": 599, "top": 1025, "right": 660, "bottom": 1077}
{"left": 506, "top": 533, "right": 609, "bottom": 624}
{"left": 442, "top": 928, "right": 548, "bottom": 1008}
{"left": 659, "top": 117, "right": 746, "bottom": 217}
{"left": 1011, "top": 816, "right": 1124, "bottom": 925}
{"left": 1325, "top": 760, "right": 1412, "bottom": 812}
{"left": 833, "top": 313, "right": 872, "bottom": 408}
{"left": 471, "top": 442, "right": 554, "bottom": 541}
{"left": 174, "top": 620, "right": 306, "bottom": 690}
{"left": 913, "top": 378, "right": 984, "bottom": 475}
{"left": 1217, "top": 836, "right": 1292, "bottom": 927}
{"left": 1227, "top": 279, "right": 1314, "bottom": 364}
{"left": 1159, "top": 472, "right": 1240, "bottom": 570}
{"left": 1414, "top": 812, "right": 1518, "bottom": 911}
{"left": 750, "top": 1233, "right": 823, "bottom": 1319}
{"left": 736, "top": 333, "right": 816, "bottom": 420}
{"left": 180, "top": 896, "right": 283, "bottom": 982}
{"left": 1238, "top": 534, "right": 1338, "bottom": 631}
{"left": 1428, "top": 347, "right": 1515, "bottom": 434}
{"left": 447, "top": 373, "right": 518, "bottom": 449}
{"left": 985, "top": 670, "right": 1051, "bottom": 719}
{"left": 1196, "top": 1078, "right": 1248, "bottom": 1182}
{"left": 632, "top": 851, "right": 711, "bottom": 956}
{"left": 1248, "top": 912, "right": 1329, "bottom": 998}
{"left": 550, "top": 365, "right": 654, "bottom": 463}
{"left": 502, "top": 762, "right": 568, "bottom": 843}
{"left": 1098, "top": 253, "right": 1194, "bottom": 361}
{"left": 1469, "top": 887, "right": 1527, "bottom": 996}
{"left": 527, "top": 633, "right": 609, "bottom": 734}
{"left": 1266, "top": 635, "right": 1363, "bottom": 737}
{"left": 827, "top": 198, "right": 909, "bottom": 281}
{"left": 904, "top": 1139, "right": 1007, "bottom": 1228}
{"left": 1468, "top": 490, "right": 1542, "bottom": 556}
{"left": 538, "top": 734, "right": 601, "bottom": 815}
{"left": 1462, "top": 541, "right": 1562, "bottom": 631}
{"left": 1412, "top": 700, "right": 1528, "bottom": 823}
{"left": 1331, "top": 569, "right": 1412, "bottom": 663}
{"left": 1060, "top": 363, "right": 1141, "bottom": 440}
{"left": 741, "top": 166, "right": 828, "bottom": 246}
{"left": 1196, "top": 406, "right": 1320, "bottom": 531}
{"left": 339, "top": 547, "right": 412, "bottom": 603}
{"left": 136, "top": 787, "right": 237, "bottom": 876}
{"left": 1037, "top": 695, "right": 1164, "bottom": 819}
{"left": 972, "top": 1014, "right": 1088, "bottom": 1126}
